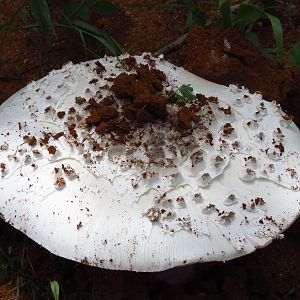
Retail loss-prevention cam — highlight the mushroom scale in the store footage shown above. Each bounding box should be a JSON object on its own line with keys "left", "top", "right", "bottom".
{"left": 0, "top": 54, "right": 299, "bottom": 272}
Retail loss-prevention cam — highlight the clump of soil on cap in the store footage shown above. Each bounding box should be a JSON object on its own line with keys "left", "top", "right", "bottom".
{"left": 84, "top": 61, "right": 205, "bottom": 142}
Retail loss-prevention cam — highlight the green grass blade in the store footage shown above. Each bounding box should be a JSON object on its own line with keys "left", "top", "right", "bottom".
{"left": 28, "top": 0, "right": 55, "bottom": 37}
{"left": 17, "top": 8, "right": 30, "bottom": 25}
{"left": 60, "top": 14, "right": 122, "bottom": 57}
{"left": 245, "top": 31, "right": 260, "bottom": 47}
{"left": 233, "top": 3, "right": 284, "bottom": 65}
{"left": 71, "top": 19, "right": 123, "bottom": 55}
{"left": 1, "top": 5, "right": 26, "bottom": 31}
{"left": 78, "top": 29, "right": 88, "bottom": 59}
{"left": 80, "top": 5, "right": 93, "bottom": 22}
{"left": 50, "top": 281, "right": 60, "bottom": 300}
{"left": 85, "top": 30, "right": 122, "bottom": 56}
{"left": 12, "top": 23, "right": 39, "bottom": 30}
{"left": 234, "top": 4, "right": 262, "bottom": 32}
{"left": 288, "top": 42, "right": 300, "bottom": 70}
{"left": 71, "top": 19, "right": 106, "bottom": 36}
{"left": 218, "top": 0, "right": 232, "bottom": 28}
{"left": 261, "top": 47, "right": 283, "bottom": 63}
{"left": 186, "top": 8, "right": 205, "bottom": 28}
{"left": 64, "top": 3, "right": 81, "bottom": 19}
{"left": 265, "top": 12, "right": 283, "bottom": 53}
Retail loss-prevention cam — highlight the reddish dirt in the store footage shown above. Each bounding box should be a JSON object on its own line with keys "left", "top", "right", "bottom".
{"left": 0, "top": 283, "right": 16, "bottom": 300}
{"left": 0, "top": 0, "right": 300, "bottom": 299}
{"left": 170, "top": 26, "right": 300, "bottom": 126}
{"left": 172, "top": 27, "right": 295, "bottom": 103}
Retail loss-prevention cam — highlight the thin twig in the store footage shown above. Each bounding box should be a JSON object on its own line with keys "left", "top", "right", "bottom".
{"left": 153, "top": 33, "right": 188, "bottom": 56}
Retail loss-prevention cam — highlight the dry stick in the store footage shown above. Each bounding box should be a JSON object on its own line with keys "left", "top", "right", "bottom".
{"left": 153, "top": 33, "right": 188, "bottom": 57}
{"left": 153, "top": 18, "right": 215, "bottom": 56}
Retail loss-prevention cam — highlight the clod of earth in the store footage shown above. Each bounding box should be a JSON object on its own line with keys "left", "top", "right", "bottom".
{"left": 0, "top": 54, "right": 299, "bottom": 272}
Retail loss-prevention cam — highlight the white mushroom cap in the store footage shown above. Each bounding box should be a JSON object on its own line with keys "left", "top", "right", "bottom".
{"left": 0, "top": 54, "right": 299, "bottom": 272}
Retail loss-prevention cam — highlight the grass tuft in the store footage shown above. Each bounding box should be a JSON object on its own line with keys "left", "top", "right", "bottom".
{"left": 0, "top": 0, "right": 124, "bottom": 60}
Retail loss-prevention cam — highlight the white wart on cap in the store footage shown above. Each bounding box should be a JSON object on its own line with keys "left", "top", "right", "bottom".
{"left": 0, "top": 54, "right": 299, "bottom": 272}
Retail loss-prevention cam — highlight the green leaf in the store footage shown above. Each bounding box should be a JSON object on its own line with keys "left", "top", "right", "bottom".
{"left": 261, "top": 47, "right": 283, "bottom": 63}
{"left": 234, "top": 4, "right": 262, "bottom": 32}
{"left": 17, "top": 8, "right": 30, "bottom": 25}
{"left": 265, "top": 12, "right": 284, "bottom": 65}
{"left": 71, "top": 19, "right": 105, "bottom": 36}
{"left": 186, "top": 9, "right": 205, "bottom": 28}
{"left": 245, "top": 32, "right": 260, "bottom": 48}
{"left": 234, "top": 3, "right": 284, "bottom": 65}
{"left": 265, "top": 12, "right": 283, "bottom": 53}
{"left": 80, "top": 5, "right": 93, "bottom": 22}
{"left": 64, "top": 3, "right": 81, "bottom": 19}
{"left": 71, "top": 19, "right": 123, "bottom": 56}
{"left": 219, "top": 0, "right": 232, "bottom": 28}
{"left": 176, "top": 84, "right": 197, "bottom": 102}
{"left": 288, "top": 42, "right": 300, "bottom": 70}
{"left": 234, "top": 4, "right": 283, "bottom": 53}
{"left": 93, "top": 0, "right": 121, "bottom": 16}
{"left": 78, "top": 29, "right": 88, "bottom": 59}
{"left": 261, "top": 47, "right": 277, "bottom": 54}
{"left": 50, "top": 281, "right": 60, "bottom": 300}
{"left": 28, "top": 0, "right": 55, "bottom": 38}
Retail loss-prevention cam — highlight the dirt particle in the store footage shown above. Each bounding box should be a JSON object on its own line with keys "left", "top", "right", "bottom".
{"left": 95, "top": 61, "right": 106, "bottom": 74}
{"left": 57, "top": 111, "right": 66, "bottom": 119}
{"left": 54, "top": 177, "right": 65, "bottom": 190}
{"left": 23, "top": 135, "right": 37, "bottom": 146}
{"left": 77, "top": 221, "right": 83, "bottom": 230}
{"left": 68, "top": 107, "right": 76, "bottom": 114}
{"left": 89, "top": 78, "right": 98, "bottom": 84}
{"left": 75, "top": 97, "right": 86, "bottom": 105}
{"left": 53, "top": 132, "right": 64, "bottom": 140}
{"left": 121, "top": 56, "right": 137, "bottom": 71}
{"left": 47, "top": 145, "right": 57, "bottom": 154}
{"left": 178, "top": 107, "right": 199, "bottom": 129}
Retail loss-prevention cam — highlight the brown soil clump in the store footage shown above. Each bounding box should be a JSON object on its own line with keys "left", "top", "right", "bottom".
{"left": 135, "top": 64, "right": 166, "bottom": 92}
{"left": 121, "top": 56, "right": 137, "bottom": 71}
{"left": 108, "top": 64, "right": 168, "bottom": 127}
{"left": 172, "top": 27, "right": 295, "bottom": 104}
{"left": 47, "top": 145, "right": 57, "bottom": 155}
{"left": 94, "top": 61, "right": 106, "bottom": 74}
{"left": 85, "top": 61, "right": 206, "bottom": 140}
{"left": 178, "top": 107, "right": 199, "bottom": 129}
{"left": 95, "top": 119, "right": 130, "bottom": 135}
{"left": 86, "top": 106, "right": 119, "bottom": 124}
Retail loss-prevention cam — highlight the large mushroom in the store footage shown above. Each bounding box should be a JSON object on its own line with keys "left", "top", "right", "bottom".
{"left": 0, "top": 54, "right": 299, "bottom": 272}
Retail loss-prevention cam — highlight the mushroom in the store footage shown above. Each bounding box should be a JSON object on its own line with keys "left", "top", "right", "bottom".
{"left": 0, "top": 54, "right": 299, "bottom": 272}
